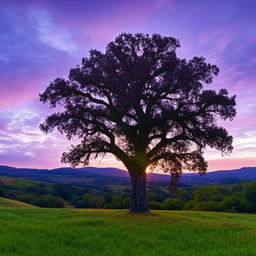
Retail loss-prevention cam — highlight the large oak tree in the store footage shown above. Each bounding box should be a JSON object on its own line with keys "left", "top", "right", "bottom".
{"left": 40, "top": 33, "right": 236, "bottom": 213}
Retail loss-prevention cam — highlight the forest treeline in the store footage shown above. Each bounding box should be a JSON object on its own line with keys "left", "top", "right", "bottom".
{"left": 1, "top": 177, "right": 256, "bottom": 213}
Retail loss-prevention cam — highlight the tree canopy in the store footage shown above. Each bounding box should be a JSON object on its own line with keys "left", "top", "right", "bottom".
{"left": 40, "top": 33, "right": 236, "bottom": 212}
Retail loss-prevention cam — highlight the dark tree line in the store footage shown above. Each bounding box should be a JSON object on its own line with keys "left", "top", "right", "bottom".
{"left": 2, "top": 177, "right": 256, "bottom": 213}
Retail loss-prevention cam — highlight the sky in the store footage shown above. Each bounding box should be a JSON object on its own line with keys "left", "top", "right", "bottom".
{"left": 0, "top": 0, "right": 255, "bottom": 171}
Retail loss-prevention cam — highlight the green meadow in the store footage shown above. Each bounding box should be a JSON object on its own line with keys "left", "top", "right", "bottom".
{"left": 1, "top": 206, "right": 256, "bottom": 256}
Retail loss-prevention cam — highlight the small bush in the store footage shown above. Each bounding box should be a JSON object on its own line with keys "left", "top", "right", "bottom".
{"left": 221, "top": 194, "right": 251, "bottom": 212}
{"left": 149, "top": 201, "right": 162, "bottom": 210}
{"left": 162, "top": 198, "right": 185, "bottom": 210}
{"left": 193, "top": 201, "right": 223, "bottom": 211}
{"left": 183, "top": 200, "right": 196, "bottom": 210}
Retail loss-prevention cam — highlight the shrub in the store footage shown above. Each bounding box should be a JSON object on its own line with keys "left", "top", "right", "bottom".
{"left": 19, "top": 194, "right": 35, "bottom": 204}
{"left": 111, "top": 197, "right": 123, "bottom": 209}
{"left": 221, "top": 194, "right": 251, "bottom": 212}
{"left": 104, "top": 203, "right": 113, "bottom": 209}
{"left": 76, "top": 194, "right": 105, "bottom": 208}
{"left": 122, "top": 197, "right": 131, "bottom": 209}
{"left": 193, "top": 201, "right": 223, "bottom": 211}
{"left": 148, "top": 192, "right": 165, "bottom": 203}
{"left": 149, "top": 201, "right": 162, "bottom": 210}
{"left": 193, "top": 186, "right": 228, "bottom": 202}
{"left": 183, "top": 200, "right": 196, "bottom": 210}
{"left": 31, "top": 194, "right": 65, "bottom": 208}
{"left": 32, "top": 196, "right": 51, "bottom": 207}
{"left": 173, "top": 188, "right": 192, "bottom": 202}
{"left": 243, "top": 182, "right": 256, "bottom": 211}
{"left": 51, "top": 196, "right": 65, "bottom": 208}
{"left": 162, "top": 198, "right": 185, "bottom": 210}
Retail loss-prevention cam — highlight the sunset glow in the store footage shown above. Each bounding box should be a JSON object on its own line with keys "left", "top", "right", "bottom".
{"left": 0, "top": 0, "right": 255, "bottom": 171}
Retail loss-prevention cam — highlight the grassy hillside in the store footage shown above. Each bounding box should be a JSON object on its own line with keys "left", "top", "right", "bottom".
{"left": 0, "top": 197, "right": 37, "bottom": 208}
{"left": 0, "top": 209, "right": 256, "bottom": 255}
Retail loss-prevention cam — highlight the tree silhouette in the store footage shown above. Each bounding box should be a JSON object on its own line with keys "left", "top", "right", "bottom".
{"left": 40, "top": 33, "right": 236, "bottom": 213}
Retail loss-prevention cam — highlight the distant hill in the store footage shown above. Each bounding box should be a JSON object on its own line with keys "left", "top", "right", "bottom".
{"left": 0, "top": 165, "right": 130, "bottom": 185}
{"left": 78, "top": 166, "right": 256, "bottom": 184}
{"left": 180, "top": 167, "right": 256, "bottom": 184}
{"left": 0, "top": 165, "right": 255, "bottom": 185}
{"left": 0, "top": 197, "right": 37, "bottom": 208}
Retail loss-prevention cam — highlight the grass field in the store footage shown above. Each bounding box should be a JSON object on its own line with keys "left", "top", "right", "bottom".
{"left": 0, "top": 208, "right": 256, "bottom": 256}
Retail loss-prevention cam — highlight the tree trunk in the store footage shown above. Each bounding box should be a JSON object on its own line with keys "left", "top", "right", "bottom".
{"left": 129, "top": 172, "right": 148, "bottom": 213}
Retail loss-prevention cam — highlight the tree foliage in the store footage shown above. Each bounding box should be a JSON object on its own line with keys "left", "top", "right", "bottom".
{"left": 40, "top": 33, "right": 236, "bottom": 179}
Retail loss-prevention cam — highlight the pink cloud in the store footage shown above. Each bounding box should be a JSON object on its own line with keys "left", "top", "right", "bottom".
{"left": 207, "top": 157, "right": 256, "bottom": 171}
{"left": 0, "top": 78, "right": 38, "bottom": 110}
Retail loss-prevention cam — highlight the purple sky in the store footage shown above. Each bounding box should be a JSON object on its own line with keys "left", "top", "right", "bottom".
{"left": 0, "top": 0, "right": 255, "bottom": 171}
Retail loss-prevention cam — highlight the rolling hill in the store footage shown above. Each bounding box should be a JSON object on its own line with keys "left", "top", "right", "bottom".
{"left": 0, "top": 197, "right": 37, "bottom": 208}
